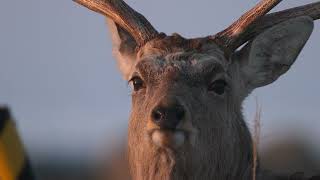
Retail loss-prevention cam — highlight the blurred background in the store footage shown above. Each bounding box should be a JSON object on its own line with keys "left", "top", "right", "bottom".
{"left": 0, "top": 0, "right": 319, "bottom": 179}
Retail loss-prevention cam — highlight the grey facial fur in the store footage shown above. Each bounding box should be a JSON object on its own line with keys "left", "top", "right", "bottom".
{"left": 109, "top": 17, "right": 314, "bottom": 180}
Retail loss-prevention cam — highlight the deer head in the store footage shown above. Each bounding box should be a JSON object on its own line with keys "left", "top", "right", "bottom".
{"left": 75, "top": 0, "right": 320, "bottom": 179}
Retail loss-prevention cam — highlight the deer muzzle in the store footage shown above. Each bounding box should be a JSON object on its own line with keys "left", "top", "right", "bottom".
{"left": 147, "top": 96, "right": 197, "bottom": 149}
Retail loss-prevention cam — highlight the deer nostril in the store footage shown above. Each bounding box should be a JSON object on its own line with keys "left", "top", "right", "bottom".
{"left": 152, "top": 108, "right": 163, "bottom": 124}
{"left": 175, "top": 106, "right": 185, "bottom": 121}
{"left": 151, "top": 104, "right": 186, "bottom": 129}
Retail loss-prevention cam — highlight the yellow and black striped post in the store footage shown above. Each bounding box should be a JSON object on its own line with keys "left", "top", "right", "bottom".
{"left": 0, "top": 107, "right": 34, "bottom": 180}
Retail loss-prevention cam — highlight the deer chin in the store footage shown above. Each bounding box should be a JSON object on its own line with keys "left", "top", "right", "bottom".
{"left": 151, "top": 129, "right": 186, "bottom": 149}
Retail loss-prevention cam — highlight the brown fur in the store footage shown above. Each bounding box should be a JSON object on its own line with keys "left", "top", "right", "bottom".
{"left": 74, "top": 1, "right": 319, "bottom": 179}
{"left": 126, "top": 35, "right": 254, "bottom": 180}
{"left": 105, "top": 16, "right": 314, "bottom": 180}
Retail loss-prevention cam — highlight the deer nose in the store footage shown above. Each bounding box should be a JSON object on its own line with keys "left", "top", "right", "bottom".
{"left": 151, "top": 99, "right": 185, "bottom": 129}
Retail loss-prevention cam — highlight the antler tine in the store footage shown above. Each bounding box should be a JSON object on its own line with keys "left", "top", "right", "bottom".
{"left": 74, "top": 0, "right": 159, "bottom": 46}
{"left": 211, "top": 0, "right": 282, "bottom": 54}
{"left": 230, "top": 2, "right": 320, "bottom": 50}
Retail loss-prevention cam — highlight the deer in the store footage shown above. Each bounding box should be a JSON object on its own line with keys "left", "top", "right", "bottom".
{"left": 74, "top": 0, "right": 320, "bottom": 179}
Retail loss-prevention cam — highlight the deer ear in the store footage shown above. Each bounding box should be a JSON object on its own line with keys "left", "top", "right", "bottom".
{"left": 237, "top": 16, "right": 314, "bottom": 89}
{"left": 107, "top": 18, "right": 138, "bottom": 80}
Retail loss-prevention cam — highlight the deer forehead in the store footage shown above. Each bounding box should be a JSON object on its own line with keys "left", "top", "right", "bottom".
{"left": 131, "top": 51, "right": 229, "bottom": 82}
{"left": 130, "top": 37, "right": 230, "bottom": 81}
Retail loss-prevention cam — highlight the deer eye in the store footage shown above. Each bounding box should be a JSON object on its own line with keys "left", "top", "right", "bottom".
{"left": 129, "top": 76, "right": 145, "bottom": 91}
{"left": 208, "top": 79, "right": 227, "bottom": 95}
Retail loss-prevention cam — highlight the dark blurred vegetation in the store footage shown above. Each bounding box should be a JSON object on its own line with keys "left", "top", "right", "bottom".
{"left": 30, "top": 137, "right": 320, "bottom": 180}
{"left": 260, "top": 138, "right": 320, "bottom": 177}
{"left": 32, "top": 157, "right": 96, "bottom": 180}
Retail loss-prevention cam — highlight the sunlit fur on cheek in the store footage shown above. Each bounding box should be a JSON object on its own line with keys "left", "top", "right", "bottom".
{"left": 130, "top": 89, "right": 156, "bottom": 135}
{"left": 129, "top": 93, "right": 147, "bottom": 133}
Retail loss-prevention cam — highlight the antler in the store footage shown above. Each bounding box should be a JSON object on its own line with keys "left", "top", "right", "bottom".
{"left": 211, "top": 0, "right": 282, "bottom": 53}
{"left": 74, "top": 0, "right": 159, "bottom": 46}
{"left": 212, "top": 0, "right": 320, "bottom": 55}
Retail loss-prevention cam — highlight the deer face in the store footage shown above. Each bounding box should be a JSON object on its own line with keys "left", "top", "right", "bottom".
{"left": 129, "top": 36, "right": 234, "bottom": 148}
{"left": 76, "top": 0, "right": 318, "bottom": 179}
{"left": 125, "top": 36, "right": 254, "bottom": 178}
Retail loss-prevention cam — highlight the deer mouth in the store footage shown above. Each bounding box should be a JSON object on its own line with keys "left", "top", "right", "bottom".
{"left": 150, "top": 129, "right": 186, "bottom": 149}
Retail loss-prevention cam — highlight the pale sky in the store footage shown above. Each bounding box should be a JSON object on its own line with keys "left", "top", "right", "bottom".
{"left": 0, "top": 0, "right": 319, "bottom": 164}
